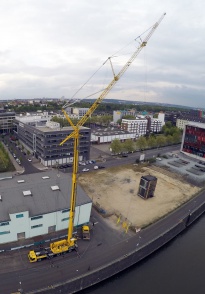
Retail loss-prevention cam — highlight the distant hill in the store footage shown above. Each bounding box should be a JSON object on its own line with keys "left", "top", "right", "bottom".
{"left": 81, "top": 98, "right": 194, "bottom": 110}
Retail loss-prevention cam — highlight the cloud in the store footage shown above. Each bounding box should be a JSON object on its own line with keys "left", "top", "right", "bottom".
{"left": 0, "top": 0, "right": 205, "bottom": 108}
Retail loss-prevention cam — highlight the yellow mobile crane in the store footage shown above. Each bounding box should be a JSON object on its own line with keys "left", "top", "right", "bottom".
{"left": 28, "top": 13, "right": 165, "bottom": 262}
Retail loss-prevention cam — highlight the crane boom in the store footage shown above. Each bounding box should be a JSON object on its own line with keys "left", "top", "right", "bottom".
{"left": 76, "top": 12, "right": 166, "bottom": 128}
{"left": 52, "top": 13, "right": 166, "bottom": 254}
{"left": 61, "top": 12, "right": 166, "bottom": 147}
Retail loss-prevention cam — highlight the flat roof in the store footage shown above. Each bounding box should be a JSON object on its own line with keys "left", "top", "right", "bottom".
{"left": 0, "top": 170, "right": 91, "bottom": 222}
{"left": 186, "top": 122, "right": 205, "bottom": 129}
{"left": 35, "top": 125, "right": 90, "bottom": 133}
{"left": 92, "top": 127, "right": 131, "bottom": 137}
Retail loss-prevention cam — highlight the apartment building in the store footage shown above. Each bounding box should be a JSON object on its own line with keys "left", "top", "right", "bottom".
{"left": 121, "top": 118, "right": 147, "bottom": 136}
{"left": 176, "top": 115, "right": 205, "bottom": 130}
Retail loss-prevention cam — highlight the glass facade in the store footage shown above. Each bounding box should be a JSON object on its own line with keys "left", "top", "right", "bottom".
{"left": 182, "top": 125, "right": 205, "bottom": 158}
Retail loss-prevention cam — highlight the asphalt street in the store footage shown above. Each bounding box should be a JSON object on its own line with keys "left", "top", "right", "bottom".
{"left": 1, "top": 141, "right": 199, "bottom": 294}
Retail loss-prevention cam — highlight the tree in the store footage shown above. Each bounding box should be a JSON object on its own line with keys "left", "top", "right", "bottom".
{"left": 172, "top": 132, "right": 181, "bottom": 144}
{"left": 122, "top": 115, "right": 136, "bottom": 120}
{"left": 156, "top": 135, "right": 166, "bottom": 147}
{"left": 147, "top": 136, "right": 157, "bottom": 148}
{"left": 110, "top": 139, "right": 122, "bottom": 154}
{"left": 136, "top": 136, "right": 147, "bottom": 150}
{"left": 166, "top": 135, "right": 174, "bottom": 145}
{"left": 123, "top": 139, "right": 135, "bottom": 153}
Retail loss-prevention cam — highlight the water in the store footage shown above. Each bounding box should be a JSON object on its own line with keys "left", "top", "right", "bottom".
{"left": 81, "top": 215, "right": 205, "bottom": 294}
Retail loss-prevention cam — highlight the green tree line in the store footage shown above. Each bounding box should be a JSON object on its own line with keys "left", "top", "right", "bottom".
{"left": 0, "top": 142, "right": 14, "bottom": 172}
{"left": 110, "top": 123, "right": 182, "bottom": 154}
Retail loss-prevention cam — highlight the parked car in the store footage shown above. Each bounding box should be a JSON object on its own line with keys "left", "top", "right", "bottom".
{"left": 28, "top": 158, "right": 32, "bottom": 162}
{"left": 94, "top": 166, "right": 98, "bottom": 170}
{"left": 82, "top": 168, "right": 89, "bottom": 172}
{"left": 156, "top": 157, "right": 162, "bottom": 161}
{"left": 98, "top": 166, "right": 105, "bottom": 169}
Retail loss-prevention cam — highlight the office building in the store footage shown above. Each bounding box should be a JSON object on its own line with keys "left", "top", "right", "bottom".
{"left": 14, "top": 116, "right": 91, "bottom": 166}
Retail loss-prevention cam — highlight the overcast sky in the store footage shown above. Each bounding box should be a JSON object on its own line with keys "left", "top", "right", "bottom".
{"left": 0, "top": 0, "right": 204, "bottom": 108}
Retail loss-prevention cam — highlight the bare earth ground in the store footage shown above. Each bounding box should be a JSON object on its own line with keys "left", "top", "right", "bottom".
{"left": 78, "top": 164, "right": 200, "bottom": 231}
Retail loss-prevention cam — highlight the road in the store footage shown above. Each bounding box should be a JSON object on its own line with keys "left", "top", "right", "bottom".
{"left": 2, "top": 136, "right": 41, "bottom": 174}
{"left": 0, "top": 187, "right": 203, "bottom": 294}
{"left": 0, "top": 141, "right": 187, "bottom": 293}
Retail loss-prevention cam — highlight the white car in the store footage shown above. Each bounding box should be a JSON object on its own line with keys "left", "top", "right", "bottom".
{"left": 82, "top": 168, "right": 89, "bottom": 172}
{"left": 94, "top": 166, "right": 98, "bottom": 170}
{"left": 156, "top": 157, "right": 162, "bottom": 161}
{"left": 28, "top": 158, "right": 32, "bottom": 162}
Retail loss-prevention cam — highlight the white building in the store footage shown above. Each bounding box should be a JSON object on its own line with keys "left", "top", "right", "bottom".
{"left": 0, "top": 170, "right": 92, "bottom": 244}
{"left": 121, "top": 118, "right": 147, "bottom": 136}
{"left": 91, "top": 127, "right": 136, "bottom": 144}
{"left": 158, "top": 112, "right": 165, "bottom": 126}
{"left": 65, "top": 107, "right": 90, "bottom": 118}
{"left": 113, "top": 109, "right": 136, "bottom": 123}
{"left": 150, "top": 119, "right": 163, "bottom": 133}
{"left": 176, "top": 117, "right": 190, "bottom": 130}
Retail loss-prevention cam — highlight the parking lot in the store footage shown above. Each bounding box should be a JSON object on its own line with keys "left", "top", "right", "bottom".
{"left": 155, "top": 151, "right": 205, "bottom": 187}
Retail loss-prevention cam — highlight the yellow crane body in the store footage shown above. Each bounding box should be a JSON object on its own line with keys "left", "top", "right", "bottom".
{"left": 28, "top": 13, "right": 165, "bottom": 262}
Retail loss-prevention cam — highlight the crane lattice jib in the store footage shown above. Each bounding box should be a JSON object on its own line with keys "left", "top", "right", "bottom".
{"left": 75, "top": 12, "right": 166, "bottom": 128}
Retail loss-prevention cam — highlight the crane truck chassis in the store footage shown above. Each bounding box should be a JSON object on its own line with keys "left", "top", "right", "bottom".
{"left": 28, "top": 239, "right": 77, "bottom": 262}
{"left": 82, "top": 225, "right": 90, "bottom": 240}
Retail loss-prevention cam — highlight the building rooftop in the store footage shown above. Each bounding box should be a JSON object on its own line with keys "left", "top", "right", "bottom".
{"left": 92, "top": 127, "right": 131, "bottom": 137}
{"left": 178, "top": 115, "right": 205, "bottom": 123}
{"left": 0, "top": 170, "right": 91, "bottom": 222}
{"left": 186, "top": 122, "right": 205, "bottom": 128}
{"left": 35, "top": 125, "right": 90, "bottom": 133}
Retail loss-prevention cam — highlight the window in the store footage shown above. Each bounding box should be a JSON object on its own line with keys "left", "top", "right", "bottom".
{"left": 31, "top": 216, "right": 43, "bottom": 221}
{"left": 31, "top": 224, "right": 43, "bottom": 229}
{"left": 16, "top": 214, "right": 24, "bottom": 218}
{"left": 0, "top": 231, "right": 10, "bottom": 235}
{"left": 62, "top": 209, "right": 70, "bottom": 213}
{"left": 0, "top": 222, "right": 9, "bottom": 226}
{"left": 62, "top": 217, "right": 69, "bottom": 221}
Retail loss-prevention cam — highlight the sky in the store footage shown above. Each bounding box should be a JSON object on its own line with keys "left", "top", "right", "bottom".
{"left": 0, "top": 0, "right": 205, "bottom": 108}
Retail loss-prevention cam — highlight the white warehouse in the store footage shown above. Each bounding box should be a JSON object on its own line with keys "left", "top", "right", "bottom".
{"left": 0, "top": 170, "right": 92, "bottom": 244}
{"left": 91, "top": 127, "right": 136, "bottom": 144}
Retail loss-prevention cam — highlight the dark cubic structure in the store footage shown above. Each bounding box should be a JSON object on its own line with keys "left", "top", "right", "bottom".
{"left": 138, "top": 175, "right": 157, "bottom": 199}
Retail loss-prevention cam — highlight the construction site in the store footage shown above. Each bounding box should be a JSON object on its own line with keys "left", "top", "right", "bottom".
{"left": 78, "top": 162, "right": 200, "bottom": 231}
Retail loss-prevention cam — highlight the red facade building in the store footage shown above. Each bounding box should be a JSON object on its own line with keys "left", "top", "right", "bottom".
{"left": 181, "top": 123, "right": 205, "bottom": 159}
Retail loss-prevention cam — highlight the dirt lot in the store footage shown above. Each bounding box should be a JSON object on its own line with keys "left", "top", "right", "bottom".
{"left": 78, "top": 163, "right": 200, "bottom": 230}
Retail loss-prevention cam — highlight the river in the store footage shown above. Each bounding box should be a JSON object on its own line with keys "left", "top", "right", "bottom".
{"left": 81, "top": 215, "right": 205, "bottom": 294}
